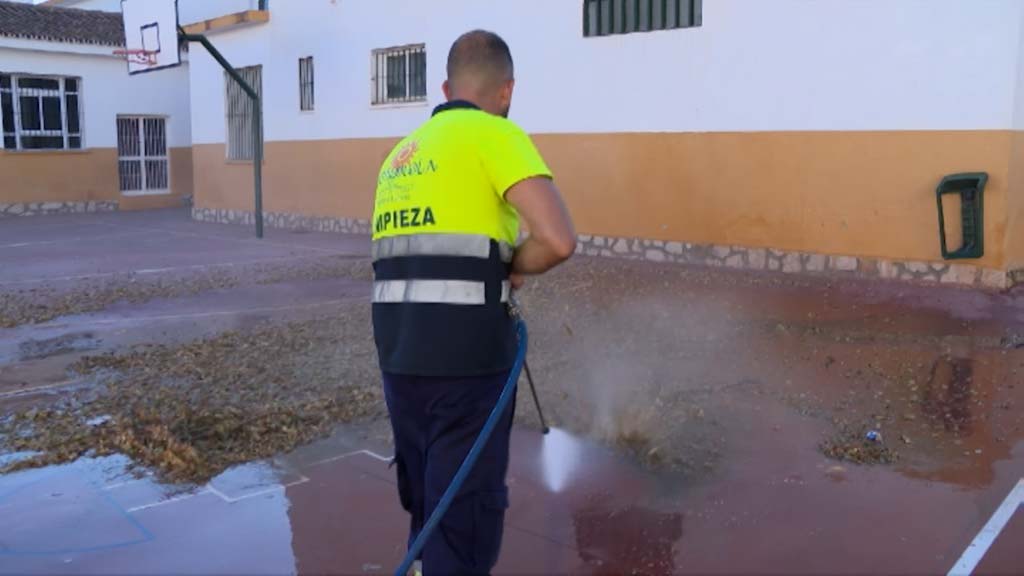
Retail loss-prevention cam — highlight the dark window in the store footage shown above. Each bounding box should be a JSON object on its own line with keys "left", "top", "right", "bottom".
{"left": 42, "top": 96, "right": 62, "bottom": 130}
{"left": 386, "top": 54, "right": 407, "bottom": 101}
{"left": 372, "top": 45, "right": 427, "bottom": 105}
{"left": 1, "top": 93, "right": 14, "bottom": 137}
{"left": 19, "top": 96, "right": 41, "bottom": 130}
{"left": 584, "top": 0, "right": 701, "bottom": 37}
{"left": 0, "top": 75, "right": 81, "bottom": 150}
{"left": 17, "top": 77, "right": 59, "bottom": 91}
{"left": 21, "top": 136, "right": 64, "bottom": 149}
{"left": 299, "top": 56, "right": 314, "bottom": 111}
{"left": 65, "top": 94, "right": 80, "bottom": 133}
{"left": 225, "top": 65, "right": 263, "bottom": 161}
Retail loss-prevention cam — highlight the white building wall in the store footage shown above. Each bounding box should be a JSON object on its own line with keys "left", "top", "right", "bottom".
{"left": 0, "top": 46, "right": 191, "bottom": 149}
{"left": 185, "top": 0, "right": 1022, "bottom": 146}
{"left": 42, "top": 0, "right": 121, "bottom": 12}
{"left": 178, "top": 0, "right": 259, "bottom": 26}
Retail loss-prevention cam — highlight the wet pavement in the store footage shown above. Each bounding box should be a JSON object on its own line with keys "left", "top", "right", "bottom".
{"left": 1, "top": 209, "right": 1023, "bottom": 574}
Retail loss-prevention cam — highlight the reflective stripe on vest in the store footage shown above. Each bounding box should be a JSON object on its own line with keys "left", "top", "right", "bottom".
{"left": 373, "top": 280, "right": 511, "bottom": 305}
{"left": 372, "top": 233, "right": 514, "bottom": 263}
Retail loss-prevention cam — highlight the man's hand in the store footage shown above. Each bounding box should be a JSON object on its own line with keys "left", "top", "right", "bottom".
{"left": 506, "top": 177, "right": 576, "bottom": 277}
{"left": 510, "top": 272, "right": 526, "bottom": 291}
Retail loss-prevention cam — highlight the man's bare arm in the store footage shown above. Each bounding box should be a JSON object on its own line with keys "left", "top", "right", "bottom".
{"left": 506, "top": 176, "right": 576, "bottom": 278}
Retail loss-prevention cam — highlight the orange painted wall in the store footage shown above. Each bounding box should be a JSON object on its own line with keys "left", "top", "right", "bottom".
{"left": 0, "top": 147, "right": 194, "bottom": 210}
{"left": 192, "top": 131, "right": 1015, "bottom": 269}
{"left": 0, "top": 148, "right": 119, "bottom": 204}
{"left": 1006, "top": 130, "right": 1024, "bottom": 271}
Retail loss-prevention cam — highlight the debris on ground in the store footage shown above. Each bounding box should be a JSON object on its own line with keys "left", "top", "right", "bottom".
{"left": 0, "top": 256, "right": 370, "bottom": 328}
{"left": 0, "top": 303, "right": 381, "bottom": 484}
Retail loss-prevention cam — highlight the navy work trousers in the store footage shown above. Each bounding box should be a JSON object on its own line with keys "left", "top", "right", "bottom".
{"left": 383, "top": 370, "right": 515, "bottom": 576}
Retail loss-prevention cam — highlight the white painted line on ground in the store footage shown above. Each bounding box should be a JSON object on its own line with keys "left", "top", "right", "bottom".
{"left": 97, "top": 221, "right": 358, "bottom": 255}
{"left": 0, "top": 230, "right": 150, "bottom": 250}
{"left": 207, "top": 475, "right": 311, "bottom": 504}
{"left": 309, "top": 449, "right": 394, "bottom": 468}
{"left": 948, "top": 479, "right": 1024, "bottom": 576}
{"left": 0, "top": 380, "right": 84, "bottom": 400}
{"left": 0, "top": 254, "right": 346, "bottom": 286}
{"left": 77, "top": 299, "right": 356, "bottom": 327}
{"left": 126, "top": 488, "right": 212, "bottom": 513}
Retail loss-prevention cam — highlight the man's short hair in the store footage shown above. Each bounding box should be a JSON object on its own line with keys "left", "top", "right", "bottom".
{"left": 446, "top": 30, "right": 514, "bottom": 90}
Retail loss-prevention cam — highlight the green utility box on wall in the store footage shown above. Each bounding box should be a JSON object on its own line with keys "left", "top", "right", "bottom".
{"left": 936, "top": 172, "right": 988, "bottom": 260}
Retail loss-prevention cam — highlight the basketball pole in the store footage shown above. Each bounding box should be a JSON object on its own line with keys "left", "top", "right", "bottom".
{"left": 179, "top": 29, "right": 264, "bottom": 239}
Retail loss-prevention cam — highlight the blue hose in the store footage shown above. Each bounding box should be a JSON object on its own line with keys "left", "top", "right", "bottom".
{"left": 394, "top": 320, "right": 528, "bottom": 576}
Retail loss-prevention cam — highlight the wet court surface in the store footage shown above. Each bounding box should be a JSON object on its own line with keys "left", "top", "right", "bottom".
{"left": 1, "top": 210, "right": 1023, "bottom": 574}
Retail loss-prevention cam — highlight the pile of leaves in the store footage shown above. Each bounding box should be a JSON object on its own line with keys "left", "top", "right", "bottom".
{"left": 0, "top": 256, "right": 370, "bottom": 328}
{"left": 0, "top": 305, "right": 382, "bottom": 484}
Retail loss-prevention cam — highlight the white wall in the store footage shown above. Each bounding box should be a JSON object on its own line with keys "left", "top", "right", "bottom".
{"left": 0, "top": 47, "right": 191, "bottom": 148}
{"left": 44, "top": 0, "right": 121, "bottom": 12}
{"left": 186, "top": 0, "right": 1023, "bottom": 145}
{"left": 178, "top": 0, "right": 260, "bottom": 25}
{"left": 42, "top": 0, "right": 258, "bottom": 24}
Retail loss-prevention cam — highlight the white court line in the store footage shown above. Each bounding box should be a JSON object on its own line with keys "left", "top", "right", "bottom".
{"left": 309, "top": 449, "right": 394, "bottom": 468}
{"left": 126, "top": 488, "right": 213, "bottom": 513}
{"left": 75, "top": 299, "right": 354, "bottom": 327}
{"left": 0, "top": 254, "right": 346, "bottom": 286}
{"left": 948, "top": 479, "right": 1024, "bottom": 576}
{"left": 207, "top": 475, "right": 311, "bottom": 504}
{"left": 0, "top": 379, "right": 84, "bottom": 400}
{"left": 0, "top": 230, "right": 149, "bottom": 250}
{"left": 96, "top": 221, "right": 357, "bottom": 255}
{"left": 119, "top": 449, "right": 389, "bottom": 514}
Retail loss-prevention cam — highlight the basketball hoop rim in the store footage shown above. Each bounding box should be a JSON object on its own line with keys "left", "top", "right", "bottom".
{"left": 112, "top": 48, "right": 159, "bottom": 66}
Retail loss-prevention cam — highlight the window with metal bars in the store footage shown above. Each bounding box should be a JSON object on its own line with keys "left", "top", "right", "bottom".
{"left": 372, "top": 45, "right": 427, "bottom": 105}
{"left": 583, "top": 0, "right": 702, "bottom": 37}
{"left": 225, "top": 65, "right": 263, "bottom": 161}
{"left": 299, "top": 56, "right": 314, "bottom": 111}
{"left": 117, "top": 116, "right": 169, "bottom": 194}
{"left": 0, "top": 74, "right": 82, "bottom": 150}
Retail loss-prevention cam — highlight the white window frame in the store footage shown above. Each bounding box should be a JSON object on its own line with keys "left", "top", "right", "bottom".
{"left": 370, "top": 44, "right": 427, "bottom": 107}
{"left": 117, "top": 115, "right": 170, "bottom": 196}
{"left": 0, "top": 74, "right": 83, "bottom": 151}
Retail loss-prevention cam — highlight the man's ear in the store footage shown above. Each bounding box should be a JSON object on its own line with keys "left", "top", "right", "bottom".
{"left": 442, "top": 80, "right": 452, "bottom": 100}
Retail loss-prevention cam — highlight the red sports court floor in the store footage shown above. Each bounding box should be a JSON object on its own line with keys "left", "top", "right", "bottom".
{"left": 0, "top": 425, "right": 1021, "bottom": 575}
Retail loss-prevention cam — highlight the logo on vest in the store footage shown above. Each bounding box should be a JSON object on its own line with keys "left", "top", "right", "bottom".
{"left": 379, "top": 140, "right": 438, "bottom": 186}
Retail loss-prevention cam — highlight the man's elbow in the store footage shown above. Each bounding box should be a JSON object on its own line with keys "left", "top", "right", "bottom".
{"left": 551, "top": 233, "right": 577, "bottom": 262}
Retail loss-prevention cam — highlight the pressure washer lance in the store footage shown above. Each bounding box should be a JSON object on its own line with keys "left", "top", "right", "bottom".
{"left": 509, "top": 295, "right": 550, "bottom": 435}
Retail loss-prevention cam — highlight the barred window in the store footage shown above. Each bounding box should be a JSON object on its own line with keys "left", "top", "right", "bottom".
{"left": 117, "top": 116, "right": 169, "bottom": 194}
{"left": 584, "top": 0, "right": 702, "bottom": 37}
{"left": 0, "top": 74, "right": 82, "bottom": 150}
{"left": 299, "top": 56, "right": 314, "bottom": 111}
{"left": 372, "top": 45, "right": 427, "bottom": 105}
{"left": 225, "top": 65, "right": 262, "bottom": 161}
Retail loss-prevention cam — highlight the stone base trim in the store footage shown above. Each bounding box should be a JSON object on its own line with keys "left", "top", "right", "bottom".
{"left": 0, "top": 201, "right": 118, "bottom": 217}
{"left": 188, "top": 207, "right": 1013, "bottom": 291}
{"left": 574, "top": 234, "right": 1014, "bottom": 291}
{"left": 191, "top": 207, "right": 371, "bottom": 235}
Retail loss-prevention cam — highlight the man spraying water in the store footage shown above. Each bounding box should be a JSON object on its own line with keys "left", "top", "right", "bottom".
{"left": 371, "top": 30, "right": 576, "bottom": 575}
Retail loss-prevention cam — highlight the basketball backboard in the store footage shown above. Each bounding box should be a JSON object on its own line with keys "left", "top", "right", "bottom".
{"left": 119, "top": 0, "right": 182, "bottom": 75}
